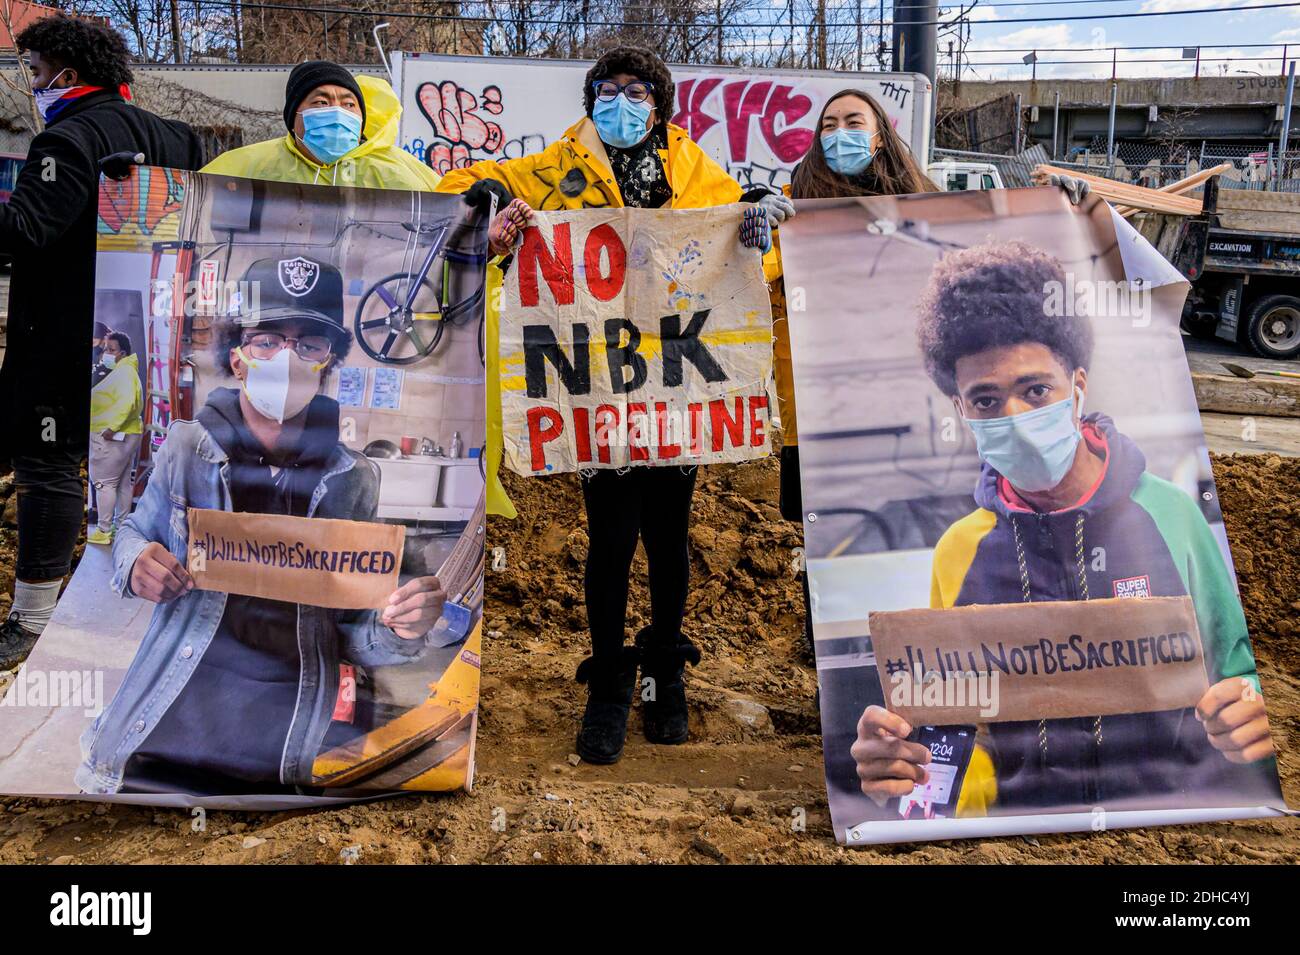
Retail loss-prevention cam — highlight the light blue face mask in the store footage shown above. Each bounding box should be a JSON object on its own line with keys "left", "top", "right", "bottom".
{"left": 964, "top": 390, "right": 1084, "bottom": 493}
{"left": 300, "top": 106, "right": 362, "bottom": 164}
{"left": 592, "top": 94, "right": 652, "bottom": 149}
{"left": 821, "top": 128, "right": 874, "bottom": 176}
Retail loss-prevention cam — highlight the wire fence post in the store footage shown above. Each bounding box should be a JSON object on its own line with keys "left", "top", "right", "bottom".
{"left": 1106, "top": 82, "right": 1118, "bottom": 176}
{"left": 1280, "top": 60, "right": 1297, "bottom": 192}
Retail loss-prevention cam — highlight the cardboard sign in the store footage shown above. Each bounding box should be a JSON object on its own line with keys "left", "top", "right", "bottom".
{"left": 869, "top": 596, "right": 1209, "bottom": 725}
{"left": 498, "top": 206, "right": 775, "bottom": 475}
{"left": 186, "top": 507, "right": 405, "bottom": 610}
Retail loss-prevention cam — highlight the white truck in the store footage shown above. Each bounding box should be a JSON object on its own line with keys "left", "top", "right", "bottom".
{"left": 928, "top": 159, "right": 1004, "bottom": 192}
{"left": 391, "top": 53, "right": 934, "bottom": 193}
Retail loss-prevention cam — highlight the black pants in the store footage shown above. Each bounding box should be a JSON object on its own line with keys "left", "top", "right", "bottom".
{"left": 580, "top": 466, "right": 697, "bottom": 659}
{"left": 779, "top": 444, "right": 815, "bottom": 656}
{"left": 11, "top": 447, "right": 85, "bottom": 581}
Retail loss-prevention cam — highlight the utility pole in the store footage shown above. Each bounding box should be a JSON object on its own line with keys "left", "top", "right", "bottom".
{"left": 1280, "top": 60, "right": 1296, "bottom": 189}
{"left": 1052, "top": 90, "right": 1061, "bottom": 160}
{"left": 716, "top": 0, "right": 723, "bottom": 64}
{"left": 892, "top": 0, "right": 938, "bottom": 161}
{"left": 1106, "top": 82, "right": 1118, "bottom": 174}
{"left": 168, "top": 0, "right": 183, "bottom": 63}
{"left": 856, "top": 0, "right": 863, "bottom": 71}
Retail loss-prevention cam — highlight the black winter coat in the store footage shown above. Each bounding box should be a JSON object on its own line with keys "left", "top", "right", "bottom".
{"left": 0, "top": 89, "right": 203, "bottom": 457}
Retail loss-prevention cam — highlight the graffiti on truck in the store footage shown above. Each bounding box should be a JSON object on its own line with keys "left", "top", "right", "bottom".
{"left": 411, "top": 79, "right": 549, "bottom": 174}
{"left": 402, "top": 70, "right": 910, "bottom": 189}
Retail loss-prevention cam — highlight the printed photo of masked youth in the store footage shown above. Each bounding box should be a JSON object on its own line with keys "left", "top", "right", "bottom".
{"left": 0, "top": 169, "right": 488, "bottom": 804}
{"left": 778, "top": 188, "right": 1287, "bottom": 843}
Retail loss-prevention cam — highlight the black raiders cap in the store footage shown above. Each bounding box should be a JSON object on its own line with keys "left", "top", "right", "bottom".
{"left": 235, "top": 255, "right": 345, "bottom": 334}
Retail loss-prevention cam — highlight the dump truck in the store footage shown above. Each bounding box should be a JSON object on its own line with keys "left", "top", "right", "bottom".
{"left": 1172, "top": 182, "right": 1300, "bottom": 360}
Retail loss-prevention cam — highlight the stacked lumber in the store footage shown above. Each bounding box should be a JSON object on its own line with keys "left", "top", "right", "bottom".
{"left": 1031, "top": 164, "right": 1203, "bottom": 215}
{"left": 1113, "top": 162, "right": 1233, "bottom": 218}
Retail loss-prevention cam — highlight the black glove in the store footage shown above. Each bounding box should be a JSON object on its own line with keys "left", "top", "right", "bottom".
{"left": 99, "top": 151, "right": 146, "bottom": 181}
{"left": 464, "top": 178, "right": 513, "bottom": 213}
{"left": 739, "top": 186, "right": 774, "bottom": 204}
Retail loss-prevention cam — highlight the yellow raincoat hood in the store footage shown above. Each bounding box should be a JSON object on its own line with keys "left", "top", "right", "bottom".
{"left": 201, "top": 74, "right": 441, "bottom": 191}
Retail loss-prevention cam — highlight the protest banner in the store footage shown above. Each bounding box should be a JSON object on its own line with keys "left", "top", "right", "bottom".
{"left": 187, "top": 509, "right": 405, "bottom": 610}
{"left": 870, "top": 596, "right": 1209, "bottom": 726}
{"left": 0, "top": 171, "right": 488, "bottom": 806}
{"left": 778, "top": 188, "right": 1288, "bottom": 844}
{"left": 498, "top": 206, "right": 775, "bottom": 474}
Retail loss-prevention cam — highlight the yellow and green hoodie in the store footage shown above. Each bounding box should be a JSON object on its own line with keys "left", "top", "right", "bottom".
{"left": 934, "top": 414, "right": 1281, "bottom": 816}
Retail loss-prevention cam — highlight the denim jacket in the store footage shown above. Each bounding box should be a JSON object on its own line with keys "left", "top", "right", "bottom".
{"left": 76, "top": 418, "right": 426, "bottom": 794}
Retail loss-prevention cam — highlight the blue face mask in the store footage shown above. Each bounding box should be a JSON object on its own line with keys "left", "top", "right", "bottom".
{"left": 964, "top": 390, "right": 1084, "bottom": 493}
{"left": 300, "top": 106, "right": 362, "bottom": 164}
{"left": 821, "top": 128, "right": 875, "bottom": 176}
{"left": 592, "top": 94, "right": 652, "bottom": 149}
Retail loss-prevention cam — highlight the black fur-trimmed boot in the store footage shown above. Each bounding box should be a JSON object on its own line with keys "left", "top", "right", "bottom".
{"left": 636, "top": 628, "right": 701, "bottom": 745}
{"left": 574, "top": 645, "right": 640, "bottom": 764}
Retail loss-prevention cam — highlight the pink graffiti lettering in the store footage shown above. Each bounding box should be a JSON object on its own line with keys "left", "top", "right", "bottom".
{"left": 670, "top": 77, "right": 723, "bottom": 141}
{"left": 417, "top": 80, "right": 505, "bottom": 173}
{"left": 671, "top": 77, "right": 814, "bottom": 165}
{"left": 758, "top": 85, "right": 815, "bottom": 163}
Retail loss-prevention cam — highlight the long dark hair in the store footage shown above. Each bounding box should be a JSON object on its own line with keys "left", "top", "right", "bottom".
{"left": 791, "top": 89, "right": 938, "bottom": 200}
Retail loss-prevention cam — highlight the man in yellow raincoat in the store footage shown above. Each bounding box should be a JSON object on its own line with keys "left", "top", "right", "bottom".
{"left": 436, "top": 46, "right": 783, "bottom": 766}
{"left": 88, "top": 331, "right": 144, "bottom": 545}
{"left": 202, "top": 61, "right": 440, "bottom": 190}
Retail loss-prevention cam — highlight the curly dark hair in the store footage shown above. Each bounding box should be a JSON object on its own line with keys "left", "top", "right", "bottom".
{"left": 583, "top": 46, "right": 675, "bottom": 123}
{"left": 16, "top": 14, "right": 134, "bottom": 88}
{"left": 917, "top": 240, "right": 1093, "bottom": 397}
{"left": 106, "top": 331, "right": 132, "bottom": 355}
{"left": 214, "top": 318, "right": 351, "bottom": 377}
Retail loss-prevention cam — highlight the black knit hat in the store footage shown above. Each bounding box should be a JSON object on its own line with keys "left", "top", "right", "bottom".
{"left": 283, "top": 60, "right": 365, "bottom": 132}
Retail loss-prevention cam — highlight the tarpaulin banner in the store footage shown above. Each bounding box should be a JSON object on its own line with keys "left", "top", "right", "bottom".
{"left": 778, "top": 188, "right": 1289, "bottom": 844}
{"left": 0, "top": 171, "right": 488, "bottom": 807}
{"left": 499, "top": 206, "right": 775, "bottom": 475}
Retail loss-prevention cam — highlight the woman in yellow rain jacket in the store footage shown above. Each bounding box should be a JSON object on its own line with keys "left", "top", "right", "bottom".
{"left": 436, "top": 46, "right": 783, "bottom": 766}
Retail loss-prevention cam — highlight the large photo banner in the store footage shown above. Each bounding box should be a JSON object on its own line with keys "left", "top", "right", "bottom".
{"left": 498, "top": 206, "right": 774, "bottom": 474}
{"left": 393, "top": 53, "right": 931, "bottom": 189}
{"left": 779, "top": 188, "right": 1290, "bottom": 844}
{"left": 0, "top": 172, "right": 487, "bottom": 807}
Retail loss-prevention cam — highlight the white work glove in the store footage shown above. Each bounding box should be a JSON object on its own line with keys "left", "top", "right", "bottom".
{"left": 757, "top": 192, "right": 796, "bottom": 225}
{"left": 1048, "top": 173, "right": 1090, "bottom": 206}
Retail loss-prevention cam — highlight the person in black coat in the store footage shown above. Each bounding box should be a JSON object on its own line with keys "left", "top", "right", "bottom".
{"left": 0, "top": 15, "right": 203, "bottom": 668}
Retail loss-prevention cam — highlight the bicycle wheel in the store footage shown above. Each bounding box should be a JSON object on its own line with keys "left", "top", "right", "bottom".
{"left": 353, "top": 271, "right": 446, "bottom": 365}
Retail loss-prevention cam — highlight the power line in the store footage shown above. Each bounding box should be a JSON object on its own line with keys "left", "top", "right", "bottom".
{"left": 182, "top": 0, "right": 1300, "bottom": 29}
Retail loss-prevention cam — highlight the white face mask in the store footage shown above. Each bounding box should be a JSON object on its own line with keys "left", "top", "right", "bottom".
{"left": 236, "top": 347, "right": 325, "bottom": 424}
{"left": 33, "top": 68, "right": 73, "bottom": 121}
{"left": 101, "top": 353, "right": 117, "bottom": 369}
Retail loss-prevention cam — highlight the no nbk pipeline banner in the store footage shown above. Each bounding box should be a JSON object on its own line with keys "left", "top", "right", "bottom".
{"left": 498, "top": 206, "right": 776, "bottom": 475}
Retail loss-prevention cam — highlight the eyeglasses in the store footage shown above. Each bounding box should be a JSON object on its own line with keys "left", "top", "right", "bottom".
{"left": 241, "top": 332, "right": 333, "bottom": 361}
{"left": 591, "top": 80, "right": 655, "bottom": 104}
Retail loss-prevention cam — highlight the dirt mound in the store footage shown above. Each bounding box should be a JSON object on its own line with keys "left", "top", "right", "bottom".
{"left": 0, "top": 452, "right": 1295, "bottom": 864}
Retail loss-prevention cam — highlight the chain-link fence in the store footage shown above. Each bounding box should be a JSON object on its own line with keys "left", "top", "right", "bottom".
{"left": 936, "top": 141, "right": 1300, "bottom": 194}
